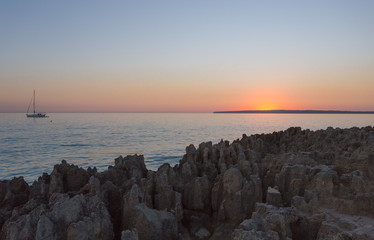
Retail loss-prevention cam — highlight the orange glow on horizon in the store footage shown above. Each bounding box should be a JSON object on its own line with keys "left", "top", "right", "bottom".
{"left": 1, "top": 69, "right": 374, "bottom": 113}
{"left": 244, "top": 89, "right": 295, "bottom": 111}
{"left": 255, "top": 103, "right": 281, "bottom": 111}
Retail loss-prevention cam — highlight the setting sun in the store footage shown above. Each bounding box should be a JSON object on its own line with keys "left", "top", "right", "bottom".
{"left": 256, "top": 104, "right": 279, "bottom": 111}
{"left": 245, "top": 89, "right": 291, "bottom": 111}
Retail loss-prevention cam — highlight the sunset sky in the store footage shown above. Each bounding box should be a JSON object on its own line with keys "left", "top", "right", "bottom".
{"left": 1, "top": 1, "right": 373, "bottom": 113}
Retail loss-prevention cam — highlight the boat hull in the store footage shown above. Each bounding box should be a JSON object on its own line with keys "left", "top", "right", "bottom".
{"left": 26, "top": 113, "right": 48, "bottom": 118}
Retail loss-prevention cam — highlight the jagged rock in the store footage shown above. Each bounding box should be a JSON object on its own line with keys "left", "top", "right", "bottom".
{"left": 195, "top": 227, "right": 210, "bottom": 239}
{"left": 30, "top": 173, "right": 50, "bottom": 202}
{"left": 316, "top": 211, "right": 374, "bottom": 240}
{"left": 48, "top": 160, "right": 89, "bottom": 194}
{"left": 66, "top": 196, "right": 113, "bottom": 240}
{"left": 0, "top": 209, "right": 11, "bottom": 236}
{"left": 1, "top": 204, "right": 46, "bottom": 240}
{"left": 254, "top": 203, "right": 309, "bottom": 240}
{"left": 49, "top": 170, "right": 63, "bottom": 195}
{"left": 36, "top": 194, "right": 113, "bottom": 240}
{"left": 97, "top": 166, "right": 128, "bottom": 186}
{"left": 121, "top": 229, "right": 138, "bottom": 240}
{"left": 122, "top": 184, "right": 146, "bottom": 230}
{"left": 94, "top": 179, "right": 122, "bottom": 239}
{"left": 223, "top": 168, "right": 243, "bottom": 194}
{"left": 0, "top": 177, "right": 30, "bottom": 210}
{"left": 266, "top": 187, "right": 282, "bottom": 207}
{"left": 182, "top": 210, "right": 211, "bottom": 237}
{"left": 0, "top": 182, "right": 7, "bottom": 204}
{"left": 154, "top": 163, "right": 183, "bottom": 218}
{"left": 183, "top": 175, "right": 211, "bottom": 211}
{"left": 66, "top": 214, "right": 113, "bottom": 240}
{"left": 65, "top": 166, "right": 89, "bottom": 192}
{"left": 186, "top": 144, "right": 197, "bottom": 156}
{"left": 275, "top": 164, "right": 309, "bottom": 205}
{"left": 232, "top": 213, "right": 280, "bottom": 240}
{"left": 304, "top": 166, "right": 339, "bottom": 211}
{"left": 115, "top": 155, "right": 147, "bottom": 179}
{"left": 35, "top": 214, "right": 56, "bottom": 240}
{"left": 220, "top": 167, "right": 249, "bottom": 223}
{"left": 181, "top": 160, "right": 198, "bottom": 183}
{"left": 131, "top": 203, "right": 178, "bottom": 240}
{"left": 49, "top": 194, "right": 85, "bottom": 224}
{"left": 249, "top": 174, "right": 263, "bottom": 204}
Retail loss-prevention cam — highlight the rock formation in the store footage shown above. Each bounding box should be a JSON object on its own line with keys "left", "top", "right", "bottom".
{"left": 1, "top": 126, "right": 374, "bottom": 239}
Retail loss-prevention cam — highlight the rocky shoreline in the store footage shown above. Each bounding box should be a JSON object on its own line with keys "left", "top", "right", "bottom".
{"left": 1, "top": 126, "right": 374, "bottom": 240}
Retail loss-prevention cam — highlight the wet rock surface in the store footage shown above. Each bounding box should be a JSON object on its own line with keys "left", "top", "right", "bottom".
{"left": 1, "top": 126, "right": 374, "bottom": 239}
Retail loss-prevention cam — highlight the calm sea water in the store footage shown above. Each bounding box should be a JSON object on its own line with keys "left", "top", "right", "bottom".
{"left": 1, "top": 113, "right": 374, "bottom": 183}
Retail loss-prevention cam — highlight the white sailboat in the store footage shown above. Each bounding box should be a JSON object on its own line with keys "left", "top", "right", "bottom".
{"left": 26, "top": 90, "right": 48, "bottom": 118}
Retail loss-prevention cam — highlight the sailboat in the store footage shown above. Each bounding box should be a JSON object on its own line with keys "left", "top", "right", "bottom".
{"left": 26, "top": 90, "right": 48, "bottom": 118}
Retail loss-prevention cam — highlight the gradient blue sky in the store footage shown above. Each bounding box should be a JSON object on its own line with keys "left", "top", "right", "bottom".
{"left": 1, "top": 1, "right": 373, "bottom": 112}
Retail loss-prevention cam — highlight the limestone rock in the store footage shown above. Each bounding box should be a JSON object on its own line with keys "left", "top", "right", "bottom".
{"left": 266, "top": 187, "right": 282, "bottom": 207}
{"left": 183, "top": 175, "right": 211, "bottom": 211}
{"left": 316, "top": 211, "right": 374, "bottom": 240}
{"left": 1, "top": 205, "right": 45, "bottom": 240}
{"left": 132, "top": 203, "right": 178, "bottom": 240}
{"left": 121, "top": 229, "right": 138, "bottom": 240}
{"left": 115, "top": 155, "right": 147, "bottom": 179}
{"left": 195, "top": 227, "right": 210, "bottom": 239}
{"left": 232, "top": 214, "right": 280, "bottom": 240}
{"left": 0, "top": 177, "right": 30, "bottom": 210}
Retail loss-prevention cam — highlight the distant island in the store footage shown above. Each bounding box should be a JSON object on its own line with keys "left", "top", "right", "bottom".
{"left": 214, "top": 110, "right": 374, "bottom": 114}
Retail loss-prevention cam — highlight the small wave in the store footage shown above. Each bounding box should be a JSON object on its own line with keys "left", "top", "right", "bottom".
{"left": 145, "top": 155, "right": 182, "bottom": 163}
{"left": 60, "top": 144, "right": 89, "bottom": 147}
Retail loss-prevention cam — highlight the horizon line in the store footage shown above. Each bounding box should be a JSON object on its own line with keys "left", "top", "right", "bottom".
{"left": 2, "top": 109, "right": 374, "bottom": 114}
{"left": 0, "top": 111, "right": 212, "bottom": 114}
{"left": 214, "top": 109, "right": 374, "bottom": 114}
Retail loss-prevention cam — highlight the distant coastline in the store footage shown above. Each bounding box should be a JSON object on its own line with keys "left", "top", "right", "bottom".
{"left": 214, "top": 110, "right": 374, "bottom": 114}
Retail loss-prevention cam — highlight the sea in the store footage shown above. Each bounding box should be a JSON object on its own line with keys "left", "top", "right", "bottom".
{"left": 1, "top": 113, "right": 374, "bottom": 183}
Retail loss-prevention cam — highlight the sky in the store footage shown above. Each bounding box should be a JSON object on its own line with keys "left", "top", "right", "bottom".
{"left": 0, "top": 1, "right": 373, "bottom": 113}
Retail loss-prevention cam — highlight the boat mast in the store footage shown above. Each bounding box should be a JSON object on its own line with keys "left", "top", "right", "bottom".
{"left": 33, "top": 90, "right": 36, "bottom": 114}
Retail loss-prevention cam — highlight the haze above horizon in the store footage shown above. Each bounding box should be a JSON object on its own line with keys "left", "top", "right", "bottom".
{"left": 1, "top": 1, "right": 374, "bottom": 113}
